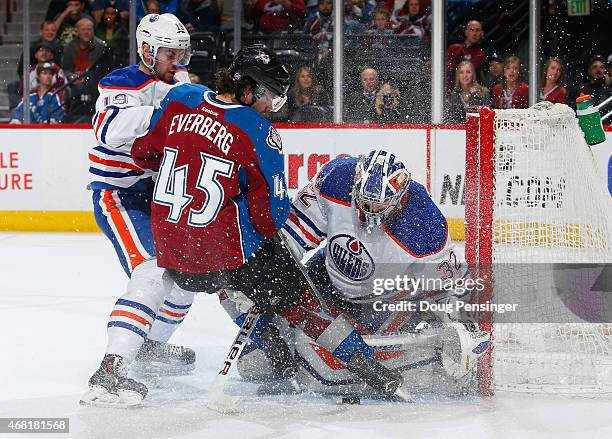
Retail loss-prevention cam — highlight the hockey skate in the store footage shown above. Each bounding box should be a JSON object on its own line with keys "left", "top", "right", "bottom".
{"left": 132, "top": 339, "right": 196, "bottom": 375}
{"left": 346, "top": 350, "right": 411, "bottom": 401}
{"left": 80, "top": 354, "right": 148, "bottom": 408}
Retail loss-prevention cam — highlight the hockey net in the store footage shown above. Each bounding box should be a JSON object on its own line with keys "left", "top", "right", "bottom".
{"left": 465, "top": 102, "right": 612, "bottom": 396}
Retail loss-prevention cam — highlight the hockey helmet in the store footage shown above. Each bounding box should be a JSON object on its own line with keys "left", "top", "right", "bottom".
{"left": 228, "top": 44, "right": 290, "bottom": 112}
{"left": 136, "top": 13, "right": 191, "bottom": 70}
{"left": 353, "top": 150, "right": 411, "bottom": 229}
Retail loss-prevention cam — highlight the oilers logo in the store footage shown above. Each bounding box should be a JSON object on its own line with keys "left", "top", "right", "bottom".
{"left": 329, "top": 234, "right": 375, "bottom": 281}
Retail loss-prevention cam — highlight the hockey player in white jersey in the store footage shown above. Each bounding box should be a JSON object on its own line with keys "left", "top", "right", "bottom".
{"left": 235, "top": 149, "right": 490, "bottom": 397}
{"left": 84, "top": 13, "right": 196, "bottom": 405}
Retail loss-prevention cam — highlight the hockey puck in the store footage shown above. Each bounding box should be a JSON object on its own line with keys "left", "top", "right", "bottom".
{"left": 341, "top": 396, "right": 361, "bottom": 405}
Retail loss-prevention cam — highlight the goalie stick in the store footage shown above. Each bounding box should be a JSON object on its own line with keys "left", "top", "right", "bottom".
{"left": 207, "top": 306, "right": 261, "bottom": 414}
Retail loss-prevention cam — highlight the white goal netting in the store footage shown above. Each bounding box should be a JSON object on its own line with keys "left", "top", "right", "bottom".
{"left": 478, "top": 103, "right": 612, "bottom": 395}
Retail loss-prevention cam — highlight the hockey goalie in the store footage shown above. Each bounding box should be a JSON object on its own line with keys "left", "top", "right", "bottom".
{"left": 222, "top": 149, "right": 490, "bottom": 400}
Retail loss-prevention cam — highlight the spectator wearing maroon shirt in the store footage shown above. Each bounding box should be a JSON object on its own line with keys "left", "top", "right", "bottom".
{"left": 538, "top": 57, "right": 567, "bottom": 104}
{"left": 492, "top": 55, "right": 529, "bottom": 109}
{"left": 394, "top": 0, "right": 429, "bottom": 40}
{"left": 62, "top": 18, "right": 112, "bottom": 122}
{"left": 446, "top": 19, "right": 485, "bottom": 88}
{"left": 303, "top": 0, "right": 333, "bottom": 61}
{"left": 249, "top": 0, "right": 306, "bottom": 33}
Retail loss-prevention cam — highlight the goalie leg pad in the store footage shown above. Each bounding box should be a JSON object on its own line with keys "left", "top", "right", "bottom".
{"left": 441, "top": 323, "right": 490, "bottom": 380}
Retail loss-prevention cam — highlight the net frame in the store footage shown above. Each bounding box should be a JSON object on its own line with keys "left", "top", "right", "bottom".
{"left": 465, "top": 103, "right": 612, "bottom": 396}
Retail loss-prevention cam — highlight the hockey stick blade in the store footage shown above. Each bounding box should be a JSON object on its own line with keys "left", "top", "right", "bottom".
{"left": 206, "top": 306, "right": 261, "bottom": 414}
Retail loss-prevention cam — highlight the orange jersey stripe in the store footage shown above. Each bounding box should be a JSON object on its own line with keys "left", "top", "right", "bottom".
{"left": 158, "top": 308, "right": 187, "bottom": 318}
{"left": 88, "top": 153, "right": 144, "bottom": 171}
{"left": 102, "top": 190, "right": 146, "bottom": 270}
{"left": 111, "top": 310, "right": 152, "bottom": 328}
{"left": 99, "top": 79, "right": 155, "bottom": 91}
{"left": 94, "top": 110, "right": 107, "bottom": 138}
{"left": 288, "top": 213, "right": 322, "bottom": 244}
{"left": 319, "top": 192, "right": 352, "bottom": 207}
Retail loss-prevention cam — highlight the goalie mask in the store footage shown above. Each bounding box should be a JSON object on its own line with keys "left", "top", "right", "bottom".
{"left": 228, "top": 44, "right": 290, "bottom": 112}
{"left": 352, "top": 150, "right": 411, "bottom": 230}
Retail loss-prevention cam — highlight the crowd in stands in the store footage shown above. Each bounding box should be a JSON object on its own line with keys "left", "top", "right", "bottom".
{"left": 8, "top": 0, "right": 612, "bottom": 125}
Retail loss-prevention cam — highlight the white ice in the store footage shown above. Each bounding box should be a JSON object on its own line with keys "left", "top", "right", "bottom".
{"left": 1, "top": 232, "right": 611, "bottom": 439}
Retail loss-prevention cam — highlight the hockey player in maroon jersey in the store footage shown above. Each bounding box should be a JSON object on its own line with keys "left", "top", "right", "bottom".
{"left": 81, "top": 45, "right": 409, "bottom": 407}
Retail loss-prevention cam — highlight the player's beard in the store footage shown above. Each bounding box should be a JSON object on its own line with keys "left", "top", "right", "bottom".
{"left": 154, "top": 62, "right": 177, "bottom": 84}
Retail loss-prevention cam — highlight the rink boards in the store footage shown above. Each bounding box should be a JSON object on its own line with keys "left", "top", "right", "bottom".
{"left": 0, "top": 123, "right": 610, "bottom": 240}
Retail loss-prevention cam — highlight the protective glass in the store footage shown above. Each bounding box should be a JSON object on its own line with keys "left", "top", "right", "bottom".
{"left": 156, "top": 46, "right": 192, "bottom": 66}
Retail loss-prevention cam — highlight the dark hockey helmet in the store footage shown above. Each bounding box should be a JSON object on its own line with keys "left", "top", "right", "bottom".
{"left": 228, "top": 44, "right": 290, "bottom": 112}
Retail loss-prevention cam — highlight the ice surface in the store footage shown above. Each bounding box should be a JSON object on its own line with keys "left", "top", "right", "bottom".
{"left": 1, "top": 232, "right": 612, "bottom": 439}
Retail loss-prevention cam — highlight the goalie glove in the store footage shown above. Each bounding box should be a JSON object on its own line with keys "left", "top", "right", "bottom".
{"left": 441, "top": 323, "right": 490, "bottom": 380}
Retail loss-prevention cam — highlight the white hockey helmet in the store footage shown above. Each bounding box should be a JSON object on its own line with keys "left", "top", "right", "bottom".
{"left": 136, "top": 13, "right": 192, "bottom": 70}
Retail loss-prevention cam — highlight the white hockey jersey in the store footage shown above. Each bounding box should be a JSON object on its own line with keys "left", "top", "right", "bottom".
{"left": 282, "top": 156, "right": 468, "bottom": 301}
{"left": 89, "top": 64, "right": 190, "bottom": 190}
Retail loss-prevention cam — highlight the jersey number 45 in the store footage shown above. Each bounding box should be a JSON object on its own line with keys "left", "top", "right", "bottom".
{"left": 153, "top": 147, "right": 234, "bottom": 227}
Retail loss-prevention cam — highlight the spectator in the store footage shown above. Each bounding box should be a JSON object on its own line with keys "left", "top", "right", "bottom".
{"left": 10, "top": 23, "right": 66, "bottom": 110}
{"left": 372, "top": 81, "right": 405, "bottom": 123}
{"left": 538, "top": 57, "right": 567, "bottom": 104}
{"left": 287, "top": 66, "right": 330, "bottom": 122}
{"left": 46, "top": 0, "right": 92, "bottom": 21}
{"left": 92, "top": 0, "right": 129, "bottom": 26}
{"left": 577, "top": 55, "right": 611, "bottom": 108}
{"left": 95, "top": 5, "right": 128, "bottom": 53}
{"left": 179, "top": 0, "right": 222, "bottom": 33}
{"left": 62, "top": 18, "right": 112, "bottom": 122}
{"left": 446, "top": 19, "right": 485, "bottom": 88}
{"left": 394, "top": 0, "right": 429, "bottom": 40}
{"left": 137, "top": 0, "right": 180, "bottom": 19}
{"left": 345, "top": 66, "right": 380, "bottom": 122}
{"left": 303, "top": 0, "right": 333, "bottom": 61}
{"left": 19, "top": 42, "right": 67, "bottom": 97}
{"left": 483, "top": 51, "right": 503, "bottom": 91}
{"left": 367, "top": 7, "right": 393, "bottom": 34}
{"left": 17, "top": 21, "right": 64, "bottom": 76}
{"left": 492, "top": 55, "right": 529, "bottom": 109}
{"left": 10, "top": 63, "right": 65, "bottom": 125}
{"left": 446, "top": 60, "right": 491, "bottom": 123}
{"left": 366, "top": 7, "right": 397, "bottom": 48}
{"left": 248, "top": 0, "right": 306, "bottom": 33}
{"left": 344, "top": 0, "right": 367, "bottom": 33}
{"left": 53, "top": 0, "right": 95, "bottom": 45}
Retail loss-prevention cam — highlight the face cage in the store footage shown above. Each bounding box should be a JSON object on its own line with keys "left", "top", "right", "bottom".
{"left": 355, "top": 195, "right": 397, "bottom": 227}
{"left": 253, "top": 84, "right": 288, "bottom": 113}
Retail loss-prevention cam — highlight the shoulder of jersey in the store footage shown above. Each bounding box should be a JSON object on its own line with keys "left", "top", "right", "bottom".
{"left": 316, "top": 156, "right": 359, "bottom": 206}
{"left": 220, "top": 99, "right": 273, "bottom": 142}
{"left": 163, "top": 82, "right": 212, "bottom": 107}
{"left": 99, "top": 65, "right": 156, "bottom": 91}
{"left": 386, "top": 181, "right": 448, "bottom": 258}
